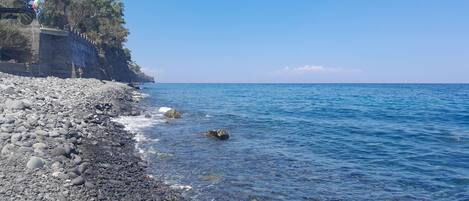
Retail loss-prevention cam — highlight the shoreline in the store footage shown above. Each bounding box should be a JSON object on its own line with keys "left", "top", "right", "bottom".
{"left": 0, "top": 72, "right": 182, "bottom": 200}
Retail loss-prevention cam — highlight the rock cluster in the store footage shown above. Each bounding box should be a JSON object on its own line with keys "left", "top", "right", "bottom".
{"left": 0, "top": 73, "right": 182, "bottom": 200}
{"left": 206, "top": 129, "right": 230, "bottom": 140}
{"left": 164, "top": 109, "right": 182, "bottom": 119}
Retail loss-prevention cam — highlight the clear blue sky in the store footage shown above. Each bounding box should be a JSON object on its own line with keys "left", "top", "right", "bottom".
{"left": 123, "top": 0, "right": 469, "bottom": 83}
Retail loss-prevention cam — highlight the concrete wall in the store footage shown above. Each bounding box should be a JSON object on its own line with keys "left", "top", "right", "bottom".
{"left": 0, "top": 21, "right": 154, "bottom": 82}
{"left": 0, "top": 22, "right": 103, "bottom": 79}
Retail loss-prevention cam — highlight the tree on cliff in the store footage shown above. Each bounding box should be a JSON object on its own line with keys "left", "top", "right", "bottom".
{"left": 37, "top": 0, "right": 147, "bottom": 81}
{"left": 39, "top": 0, "right": 128, "bottom": 48}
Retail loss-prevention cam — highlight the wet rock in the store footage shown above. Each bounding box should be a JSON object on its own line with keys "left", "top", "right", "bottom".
{"left": 164, "top": 109, "right": 182, "bottom": 119}
{"left": 27, "top": 157, "right": 44, "bottom": 169}
{"left": 206, "top": 129, "right": 230, "bottom": 140}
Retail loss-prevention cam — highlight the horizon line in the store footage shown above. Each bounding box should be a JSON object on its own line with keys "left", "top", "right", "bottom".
{"left": 152, "top": 82, "right": 469, "bottom": 84}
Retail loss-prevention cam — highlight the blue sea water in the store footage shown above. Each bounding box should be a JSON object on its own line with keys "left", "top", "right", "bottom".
{"left": 134, "top": 84, "right": 469, "bottom": 201}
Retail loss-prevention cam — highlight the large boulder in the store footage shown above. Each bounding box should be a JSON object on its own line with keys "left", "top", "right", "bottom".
{"left": 206, "top": 129, "right": 230, "bottom": 140}
{"left": 164, "top": 109, "right": 182, "bottom": 119}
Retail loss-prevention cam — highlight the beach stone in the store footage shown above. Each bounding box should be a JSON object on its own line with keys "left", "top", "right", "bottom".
{"left": 1, "top": 144, "right": 15, "bottom": 155}
{"left": 36, "top": 130, "right": 49, "bottom": 137}
{"left": 1, "top": 126, "right": 13, "bottom": 133}
{"left": 20, "top": 141, "right": 32, "bottom": 147}
{"left": 52, "top": 171, "right": 67, "bottom": 179}
{"left": 0, "top": 133, "right": 11, "bottom": 141}
{"left": 33, "top": 143, "right": 47, "bottom": 150}
{"left": 206, "top": 129, "right": 230, "bottom": 140}
{"left": 27, "top": 157, "right": 44, "bottom": 169}
{"left": 5, "top": 99, "right": 27, "bottom": 110}
{"left": 11, "top": 133, "right": 22, "bottom": 143}
{"left": 164, "top": 109, "right": 182, "bottom": 119}
{"left": 51, "top": 161, "right": 63, "bottom": 170}
{"left": 49, "top": 131, "right": 60, "bottom": 137}
{"left": 16, "top": 126, "right": 28, "bottom": 133}
{"left": 71, "top": 176, "right": 85, "bottom": 186}
{"left": 50, "top": 147, "right": 68, "bottom": 157}
{"left": 78, "top": 162, "right": 90, "bottom": 174}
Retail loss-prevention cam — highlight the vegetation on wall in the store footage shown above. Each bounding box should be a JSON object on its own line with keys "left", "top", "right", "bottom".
{"left": 0, "top": 0, "right": 32, "bottom": 63}
{"left": 38, "top": 0, "right": 140, "bottom": 72}
{"left": 0, "top": 0, "right": 147, "bottom": 81}
{"left": 0, "top": 22, "right": 32, "bottom": 62}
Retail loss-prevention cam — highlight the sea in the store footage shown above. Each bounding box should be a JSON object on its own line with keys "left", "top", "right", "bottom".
{"left": 114, "top": 84, "right": 469, "bottom": 201}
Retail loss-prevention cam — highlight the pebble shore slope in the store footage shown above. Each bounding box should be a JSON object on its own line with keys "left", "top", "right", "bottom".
{"left": 0, "top": 73, "right": 182, "bottom": 201}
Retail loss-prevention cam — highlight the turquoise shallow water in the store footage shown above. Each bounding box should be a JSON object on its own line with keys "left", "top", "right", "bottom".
{"left": 137, "top": 84, "right": 469, "bottom": 201}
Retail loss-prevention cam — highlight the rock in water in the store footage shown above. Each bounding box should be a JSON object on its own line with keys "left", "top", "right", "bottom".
{"left": 206, "top": 129, "right": 230, "bottom": 140}
{"left": 164, "top": 109, "right": 182, "bottom": 119}
{"left": 27, "top": 157, "right": 44, "bottom": 169}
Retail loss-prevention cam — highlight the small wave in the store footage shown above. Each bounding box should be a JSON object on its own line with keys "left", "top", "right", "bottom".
{"left": 112, "top": 112, "right": 164, "bottom": 158}
{"left": 158, "top": 107, "right": 173, "bottom": 113}
{"left": 112, "top": 115, "right": 163, "bottom": 135}
{"left": 131, "top": 91, "right": 150, "bottom": 101}
{"left": 170, "top": 184, "right": 193, "bottom": 191}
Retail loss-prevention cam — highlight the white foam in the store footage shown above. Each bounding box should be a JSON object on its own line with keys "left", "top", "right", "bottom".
{"left": 158, "top": 107, "right": 172, "bottom": 113}
{"left": 112, "top": 112, "right": 164, "bottom": 158}
{"left": 170, "top": 184, "right": 193, "bottom": 191}
{"left": 112, "top": 115, "right": 162, "bottom": 138}
{"left": 131, "top": 91, "right": 150, "bottom": 101}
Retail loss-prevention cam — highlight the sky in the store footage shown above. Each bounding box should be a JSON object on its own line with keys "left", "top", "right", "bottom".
{"left": 123, "top": 0, "right": 469, "bottom": 83}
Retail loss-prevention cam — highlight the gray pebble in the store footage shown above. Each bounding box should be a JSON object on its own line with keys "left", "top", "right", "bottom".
{"left": 71, "top": 176, "right": 85, "bottom": 186}
{"left": 27, "top": 156, "right": 44, "bottom": 169}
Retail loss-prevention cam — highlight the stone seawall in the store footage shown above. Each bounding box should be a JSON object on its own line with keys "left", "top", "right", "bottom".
{"left": 0, "top": 22, "right": 154, "bottom": 83}
{"left": 38, "top": 28, "right": 103, "bottom": 79}
{"left": 0, "top": 22, "right": 104, "bottom": 79}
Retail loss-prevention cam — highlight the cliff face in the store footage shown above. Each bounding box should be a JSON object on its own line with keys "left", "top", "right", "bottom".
{"left": 0, "top": 21, "right": 154, "bottom": 83}
{"left": 101, "top": 46, "right": 154, "bottom": 83}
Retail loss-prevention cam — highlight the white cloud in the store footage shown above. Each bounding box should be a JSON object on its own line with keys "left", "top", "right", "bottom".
{"left": 275, "top": 65, "right": 361, "bottom": 75}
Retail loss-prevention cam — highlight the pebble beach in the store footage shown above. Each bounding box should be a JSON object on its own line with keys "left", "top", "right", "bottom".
{"left": 0, "top": 72, "right": 182, "bottom": 201}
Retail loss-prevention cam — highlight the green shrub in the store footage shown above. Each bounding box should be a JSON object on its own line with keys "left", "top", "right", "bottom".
{"left": 0, "top": 22, "right": 31, "bottom": 62}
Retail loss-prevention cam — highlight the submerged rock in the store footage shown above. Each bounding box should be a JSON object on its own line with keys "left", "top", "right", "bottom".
{"left": 164, "top": 109, "right": 182, "bottom": 119}
{"left": 206, "top": 129, "right": 230, "bottom": 140}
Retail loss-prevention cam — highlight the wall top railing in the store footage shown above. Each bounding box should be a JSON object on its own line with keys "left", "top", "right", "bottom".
{"left": 39, "top": 26, "right": 98, "bottom": 46}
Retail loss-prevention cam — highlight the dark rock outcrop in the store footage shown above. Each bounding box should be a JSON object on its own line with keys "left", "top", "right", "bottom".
{"left": 206, "top": 129, "right": 230, "bottom": 140}
{"left": 164, "top": 109, "right": 182, "bottom": 119}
